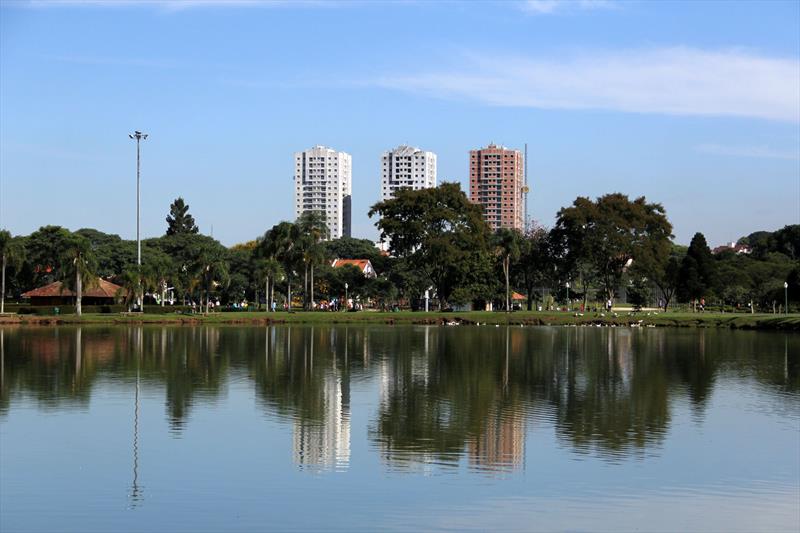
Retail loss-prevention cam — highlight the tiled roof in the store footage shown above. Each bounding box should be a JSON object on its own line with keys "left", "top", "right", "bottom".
{"left": 511, "top": 291, "right": 526, "bottom": 300}
{"left": 331, "top": 258, "right": 371, "bottom": 271}
{"left": 22, "top": 278, "right": 123, "bottom": 299}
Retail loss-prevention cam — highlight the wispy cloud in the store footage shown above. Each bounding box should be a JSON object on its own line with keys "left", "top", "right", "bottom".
{"left": 696, "top": 143, "right": 800, "bottom": 160}
{"left": 520, "top": 0, "right": 618, "bottom": 15}
{"left": 374, "top": 47, "right": 800, "bottom": 122}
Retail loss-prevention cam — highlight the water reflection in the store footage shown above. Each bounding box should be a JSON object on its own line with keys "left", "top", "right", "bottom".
{"left": 1, "top": 325, "right": 797, "bottom": 473}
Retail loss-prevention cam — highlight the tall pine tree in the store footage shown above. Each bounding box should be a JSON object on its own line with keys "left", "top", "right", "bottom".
{"left": 678, "top": 232, "right": 717, "bottom": 306}
{"left": 165, "top": 197, "right": 199, "bottom": 236}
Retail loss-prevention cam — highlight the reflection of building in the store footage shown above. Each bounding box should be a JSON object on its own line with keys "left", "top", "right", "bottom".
{"left": 293, "top": 372, "right": 350, "bottom": 470}
{"left": 468, "top": 410, "right": 526, "bottom": 472}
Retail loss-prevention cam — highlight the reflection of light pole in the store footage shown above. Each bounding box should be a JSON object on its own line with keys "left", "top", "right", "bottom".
{"left": 130, "top": 328, "right": 142, "bottom": 507}
{"left": 344, "top": 283, "right": 348, "bottom": 311}
{"left": 129, "top": 131, "right": 148, "bottom": 311}
{"left": 785, "top": 281, "right": 789, "bottom": 314}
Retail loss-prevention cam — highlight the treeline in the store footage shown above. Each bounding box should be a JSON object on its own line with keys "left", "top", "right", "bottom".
{"left": 1, "top": 187, "right": 798, "bottom": 314}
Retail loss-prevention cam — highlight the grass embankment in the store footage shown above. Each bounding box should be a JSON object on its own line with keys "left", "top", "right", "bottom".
{"left": 1, "top": 310, "right": 799, "bottom": 330}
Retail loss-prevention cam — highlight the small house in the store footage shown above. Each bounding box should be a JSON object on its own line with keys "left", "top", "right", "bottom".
{"left": 331, "top": 258, "right": 377, "bottom": 279}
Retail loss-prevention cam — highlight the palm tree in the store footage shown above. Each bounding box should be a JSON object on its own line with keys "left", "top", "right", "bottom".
{"left": 297, "top": 212, "right": 329, "bottom": 310}
{"left": 494, "top": 228, "right": 522, "bottom": 312}
{"left": 259, "top": 222, "right": 301, "bottom": 311}
{"left": 116, "top": 269, "right": 141, "bottom": 312}
{"left": 0, "top": 230, "right": 26, "bottom": 314}
{"left": 194, "top": 249, "right": 230, "bottom": 314}
{"left": 255, "top": 257, "right": 283, "bottom": 312}
{"left": 117, "top": 266, "right": 158, "bottom": 312}
{"left": 146, "top": 254, "right": 174, "bottom": 307}
{"left": 60, "top": 235, "right": 96, "bottom": 316}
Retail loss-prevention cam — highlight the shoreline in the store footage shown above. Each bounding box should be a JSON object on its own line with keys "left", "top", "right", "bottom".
{"left": 1, "top": 311, "right": 798, "bottom": 331}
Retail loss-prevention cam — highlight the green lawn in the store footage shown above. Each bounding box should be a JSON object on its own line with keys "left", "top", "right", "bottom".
{"left": 3, "top": 309, "right": 799, "bottom": 330}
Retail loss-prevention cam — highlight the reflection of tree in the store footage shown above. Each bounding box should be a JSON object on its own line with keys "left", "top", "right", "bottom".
{"left": 251, "top": 326, "right": 364, "bottom": 470}
{"left": 371, "top": 327, "right": 527, "bottom": 470}
{"left": 0, "top": 327, "right": 104, "bottom": 412}
{"left": 1, "top": 325, "right": 797, "bottom": 468}
{"left": 160, "top": 327, "right": 225, "bottom": 431}
{"left": 553, "top": 329, "right": 671, "bottom": 456}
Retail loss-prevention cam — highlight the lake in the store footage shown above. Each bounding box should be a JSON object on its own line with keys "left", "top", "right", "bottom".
{"left": 1, "top": 325, "right": 798, "bottom": 532}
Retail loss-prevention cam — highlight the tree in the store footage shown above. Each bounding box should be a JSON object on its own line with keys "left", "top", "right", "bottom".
{"left": 323, "top": 236, "right": 389, "bottom": 273}
{"left": 369, "top": 183, "right": 491, "bottom": 310}
{"left": 255, "top": 257, "right": 283, "bottom": 311}
{"left": 297, "top": 211, "right": 329, "bottom": 310}
{"left": 258, "top": 222, "right": 302, "bottom": 311}
{"left": 651, "top": 253, "right": 682, "bottom": 311}
{"left": 494, "top": 228, "right": 522, "bottom": 311}
{"left": 192, "top": 244, "right": 230, "bottom": 313}
{"left": 116, "top": 268, "right": 154, "bottom": 312}
{"left": 0, "top": 230, "right": 26, "bottom": 314}
{"left": 165, "top": 197, "right": 199, "bottom": 236}
{"left": 626, "top": 276, "right": 651, "bottom": 310}
{"left": 60, "top": 235, "right": 96, "bottom": 316}
{"left": 514, "top": 226, "right": 556, "bottom": 311}
{"left": 678, "top": 233, "right": 716, "bottom": 309}
{"left": 555, "top": 194, "right": 673, "bottom": 306}
{"left": 24, "top": 226, "right": 73, "bottom": 288}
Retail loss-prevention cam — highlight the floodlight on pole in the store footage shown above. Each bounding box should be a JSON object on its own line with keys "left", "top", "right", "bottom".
{"left": 129, "top": 131, "right": 148, "bottom": 310}
{"left": 785, "top": 281, "right": 789, "bottom": 314}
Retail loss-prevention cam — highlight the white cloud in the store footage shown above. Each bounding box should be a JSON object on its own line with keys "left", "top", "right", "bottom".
{"left": 696, "top": 143, "right": 800, "bottom": 160}
{"left": 375, "top": 47, "right": 800, "bottom": 122}
{"left": 521, "top": 0, "right": 618, "bottom": 15}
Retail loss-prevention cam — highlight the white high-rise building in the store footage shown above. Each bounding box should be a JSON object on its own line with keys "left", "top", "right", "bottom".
{"left": 294, "top": 145, "right": 352, "bottom": 239}
{"left": 380, "top": 145, "right": 437, "bottom": 201}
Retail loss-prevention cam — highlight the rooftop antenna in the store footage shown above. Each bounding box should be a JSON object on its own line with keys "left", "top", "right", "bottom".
{"left": 523, "top": 143, "right": 530, "bottom": 232}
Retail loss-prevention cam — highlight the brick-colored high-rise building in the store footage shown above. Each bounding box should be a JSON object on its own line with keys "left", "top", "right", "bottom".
{"left": 469, "top": 144, "right": 524, "bottom": 231}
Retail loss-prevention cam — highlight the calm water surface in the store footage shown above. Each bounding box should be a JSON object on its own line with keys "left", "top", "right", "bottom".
{"left": 1, "top": 325, "right": 798, "bottom": 532}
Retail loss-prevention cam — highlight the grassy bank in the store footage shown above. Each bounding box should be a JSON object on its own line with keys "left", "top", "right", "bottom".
{"left": 1, "top": 310, "right": 799, "bottom": 330}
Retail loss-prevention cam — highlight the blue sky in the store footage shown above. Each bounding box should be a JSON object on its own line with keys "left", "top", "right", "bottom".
{"left": 1, "top": 0, "right": 798, "bottom": 247}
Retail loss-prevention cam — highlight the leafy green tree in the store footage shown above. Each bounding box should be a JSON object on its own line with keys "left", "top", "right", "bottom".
{"left": 0, "top": 230, "right": 26, "bottom": 313}
{"left": 626, "top": 276, "right": 651, "bottom": 310}
{"left": 555, "top": 194, "right": 673, "bottom": 306}
{"left": 60, "top": 234, "right": 96, "bottom": 316}
{"left": 24, "top": 226, "right": 73, "bottom": 287}
{"left": 772, "top": 224, "right": 800, "bottom": 260}
{"left": 323, "top": 236, "right": 389, "bottom": 273}
{"left": 514, "top": 226, "right": 556, "bottom": 311}
{"left": 150, "top": 233, "right": 227, "bottom": 305}
{"left": 75, "top": 228, "right": 137, "bottom": 278}
{"left": 369, "top": 183, "right": 492, "bottom": 310}
{"left": 165, "top": 197, "right": 199, "bottom": 236}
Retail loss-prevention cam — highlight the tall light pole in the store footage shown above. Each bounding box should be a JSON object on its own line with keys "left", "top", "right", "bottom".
{"left": 129, "top": 131, "right": 148, "bottom": 310}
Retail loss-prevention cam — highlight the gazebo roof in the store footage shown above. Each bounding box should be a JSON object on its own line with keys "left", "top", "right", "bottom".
{"left": 22, "top": 278, "right": 122, "bottom": 299}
